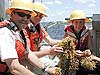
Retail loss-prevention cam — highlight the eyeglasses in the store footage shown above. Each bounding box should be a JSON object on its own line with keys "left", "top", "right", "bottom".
{"left": 15, "top": 12, "right": 31, "bottom": 19}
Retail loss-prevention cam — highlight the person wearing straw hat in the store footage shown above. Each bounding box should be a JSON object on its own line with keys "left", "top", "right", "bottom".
{"left": 0, "top": 0, "right": 62, "bottom": 75}
{"left": 19, "top": 2, "right": 62, "bottom": 75}
{"left": 64, "top": 10, "right": 93, "bottom": 75}
{"left": 28, "top": 2, "right": 60, "bottom": 52}
{"left": 64, "top": 10, "right": 92, "bottom": 57}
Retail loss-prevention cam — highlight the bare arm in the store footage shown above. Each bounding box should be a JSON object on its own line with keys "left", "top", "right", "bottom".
{"left": 5, "top": 58, "right": 36, "bottom": 75}
{"left": 32, "top": 45, "right": 63, "bottom": 58}
{"left": 93, "top": 56, "right": 100, "bottom": 62}
{"left": 26, "top": 51, "right": 60, "bottom": 74}
{"left": 26, "top": 52, "right": 45, "bottom": 69}
{"left": 31, "top": 46, "right": 51, "bottom": 58}
{"left": 44, "top": 35, "right": 61, "bottom": 46}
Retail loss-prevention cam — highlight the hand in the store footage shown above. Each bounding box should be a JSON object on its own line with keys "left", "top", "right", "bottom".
{"left": 0, "top": 20, "right": 9, "bottom": 27}
{"left": 54, "top": 45, "right": 63, "bottom": 53}
{"left": 46, "top": 67, "right": 61, "bottom": 75}
{"left": 75, "top": 50, "right": 84, "bottom": 57}
{"left": 84, "top": 49, "right": 91, "bottom": 56}
{"left": 91, "top": 55, "right": 100, "bottom": 62}
{"left": 49, "top": 45, "right": 63, "bottom": 55}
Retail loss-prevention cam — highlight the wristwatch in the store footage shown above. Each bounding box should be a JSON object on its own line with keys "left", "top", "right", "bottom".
{"left": 42, "top": 65, "right": 48, "bottom": 72}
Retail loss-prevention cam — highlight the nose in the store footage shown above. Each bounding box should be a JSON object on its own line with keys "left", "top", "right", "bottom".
{"left": 21, "top": 16, "right": 29, "bottom": 24}
{"left": 23, "top": 16, "right": 29, "bottom": 20}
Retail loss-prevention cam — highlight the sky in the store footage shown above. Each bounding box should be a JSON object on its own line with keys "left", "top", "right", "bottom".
{"left": 1, "top": 0, "right": 100, "bottom": 22}
{"left": 39, "top": 0, "right": 100, "bottom": 22}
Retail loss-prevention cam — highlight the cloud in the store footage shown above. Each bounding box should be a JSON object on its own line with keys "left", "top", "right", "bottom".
{"left": 65, "top": 6, "right": 73, "bottom": 9}
{"left": 44, "top": 1, "right": 54, "bottom": 5}
{"left": 91, "top": 0, "right": 96, "bottom": 3}
{"left": 54, "top": 0, "right": 62, "bottom": 5}
{"left": 74, "top": 0, "right": 96, "bottom": 4}
{"left": 44, "top": 0, "right": 62, "bottom": 5}
{"left": 88, "top": 3, "right": 96, "bottom": 7}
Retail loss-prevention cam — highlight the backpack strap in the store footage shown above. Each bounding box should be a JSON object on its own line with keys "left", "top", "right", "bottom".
{"left": 20, "top": 30, "right": 27, "bottom": 49}
{"left": 0, "top": 59, "right": 11, "bottom": 74}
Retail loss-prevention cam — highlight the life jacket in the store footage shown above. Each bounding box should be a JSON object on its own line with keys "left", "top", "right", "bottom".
{"left": 23, "top": 23, "right": 48, "bottom": 51}
{"left": 12, "top": 31, "right": 26, "bottom": 60}
{"left": 0, "top": 20, "right": 27, "bottom": 74}
{"left": 30, "top": 24, "right": 49, "bottom": 51}
{"left": 0, "top": 21, "right": 48, "bottom": 52}
{"left": 65, "top": 25, "right": 89, "bottom": 51}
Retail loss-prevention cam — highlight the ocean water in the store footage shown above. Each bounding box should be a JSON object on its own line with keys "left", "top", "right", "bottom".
{"left": 42, "top": 22, "right": 92, "bottom": 40}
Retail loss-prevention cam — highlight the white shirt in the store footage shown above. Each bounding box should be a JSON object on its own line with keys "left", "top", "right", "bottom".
{"left": 0, "top": 27, "right": 18, "bottom": 62}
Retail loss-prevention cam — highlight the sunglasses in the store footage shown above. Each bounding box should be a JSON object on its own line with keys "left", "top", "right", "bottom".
{"left": 35, "top": 12, "right": 44, "bottom": 18}
{"left": 15, "top": 12, "right": 31, "bottom": 19}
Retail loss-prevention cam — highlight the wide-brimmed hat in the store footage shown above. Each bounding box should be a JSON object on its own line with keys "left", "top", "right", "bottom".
{"left": 32, "top": 2, "right": 48, "bottom": 17}
{"left": 6, "top": 0, "right": 36, "bottom": 16}
{"left": 68, "top": 10, "right": 92, "bottom": 22}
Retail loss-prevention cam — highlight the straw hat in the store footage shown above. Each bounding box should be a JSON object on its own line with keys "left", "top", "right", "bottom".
{"left": 6, "top": 0, "right": 36, "bottom": 16}
{"left": 32, "top": 2, "right": 48, "bottom": 17}
{"left": 70, "top": 10, "right": 86, "bottom": 20}
{"left": 68, "top": 10, "right": 91, "bottom": 22}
